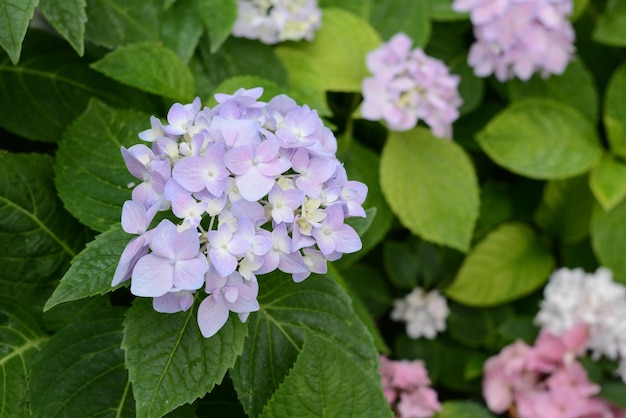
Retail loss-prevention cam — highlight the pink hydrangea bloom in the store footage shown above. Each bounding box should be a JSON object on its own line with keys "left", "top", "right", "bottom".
{"left": 482, "top": 324, "right": 625, "bottom": 417}
{"left": 361, "top": 33, "right": 462, "bottom": 139}
{"left": 379, "top": 355, "right": 441, "bottom": 418}
{"left": 453, "top": 0, "right": 575, "bottom": 81}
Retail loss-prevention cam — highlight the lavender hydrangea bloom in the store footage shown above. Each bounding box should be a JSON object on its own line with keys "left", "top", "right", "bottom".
{"left": 232, "top": 0, "right": 322, "bottom": 44}
{"left": 361, "top": 33, "right": 463, "bottom": 139}
{"left": 453, "top": 0, "right": 575, "bottom": 81}
{"left": 115, "top": 87, "right": 368, "bottom": 338}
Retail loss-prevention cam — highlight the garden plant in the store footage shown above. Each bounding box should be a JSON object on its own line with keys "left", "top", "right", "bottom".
{"left": 2, "top": 0, "right": 626, "bottom": 417}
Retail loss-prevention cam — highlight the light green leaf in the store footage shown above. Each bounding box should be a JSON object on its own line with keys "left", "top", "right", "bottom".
{"left": 337, "top": 141, "right": 393, "bottom": 267}
{"left": 476, "top": 98, "right": 602, "bottom": 179}
{"left": 271, "top": 47, "right": 330, "bottom": 115}
{"left": 197, "top": 0, "right": 237, "bottom": 53}
{"left": 0, "top": 297, "right": 48, "bottom": 418}
{"left": 0, "top": 0, "right": 37, "bottom": 64}
{"left": 38, "top": 0, "right": 87, "bottom": 56}
{"left": 123, "top": 298, "right": 247, "bottom": 418}
{"left": 590, "top": 155, "right": 626, "bottom": 211}
{"left": 507, "top": 60, "right": 599, "bottom": 124}
{"left": 380, "top": 127, "right": 479, "bottom": 252}
{"left": 592, "top": 0, "right": 626, "bottom": 47}
{"left": 91, "top": 42, "right": 195, "bottom": 102}
{"left": 231, "top": 272, "right": 380, "bottom": 417}
{"left": 29, "top": 308, "right": 134, "bottom": 418}
{"left": 275, "top": 8, "right": 380, "bottom": 93}
{"left": 159, "top": 0, "right": 204, "bottom": 64}
{"left": 446, "top": 223, "right": 555, "bottom": 306}
{"left": 435, "top": 401, "right": 495, "bottom": 418}
{"left": 369, "top": 0, "right": 430, "bottom": 46}
{"left": 571, "top": 0, "right": 590, "bottom": 20}
{"left": 44, "top": 225, "right": 131, "bottom": 311}
{"left": 604, "top": 63, "right": 626, "bottom": 158}
{"left": 591, "top": 199, "right": 626, "bottom": 283}
{"left": 0, "top": 153, "right": 86, "bottom": 307}
{"left": 534, "top": 174, "right": 596, "bottom": 243}
{"left": 260, "top": 331, "right": 392, "bottom": 418}
{"left": 55, "top": 100, "right": 149, "bottom": 232}
{"left": 84, "top": 0, "right": 160, "bottom": 49}
{"left": 429, "top": 0, "right": 469, "bottom": 21}
{"left": 0, "top": 30, "right": 155, "bottom": 143}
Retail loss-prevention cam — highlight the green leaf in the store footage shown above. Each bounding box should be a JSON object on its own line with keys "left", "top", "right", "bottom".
{"left": 91, "top": 42, "right": 195, "bottom": 102}
{"left": 38, "top": 0, "right": 87, "bottom": 56}
{"left": 0, "top": 152, "right": 86, "bottom": 307}
{"left": 44, "top": 225, "right": 131, "bottom": 311}
{"left": 428, "top": 0, "right": 469, "bottom": 21}
{"left": 447, "top": 303, "right": 513, "bottom": 348}
{"left": 197, "top": 0, "right": 237, "bottom": 53}
{"left": 0, "top": 0, "right": 37, "bottom": 64}
{"left": 260, "top": 331, "right": 392, "bottom": 418}
{"left": 341, "top": 263, "right": 392, "bottom": 318}
{"left": 231, "top": 272, "right": 380, "bottom": 417}
{"left": 29, "top": 307, "right": 134, "bottom": 418}
{"left": 534, "top": 174, "right": 596, "bottom": 243}
{"left": 380, "top": 127, "right": 479, "bottom": 252}
{"left": 0, "top": 30, "right": 156, "bottom": 143}
{"left": 159, "top": 0, "right": 204, "bottom": 64}
{"left": 383, "top": 240, "right": 420, "bottom": 289}
{"left": 196, "top": 36, "right": 288, "bottom": 99}
{"left": 598, "top": 380, "right": 626, "bottom": 409}
{"left": 592, "top": 0, "right": 626, "bottom": 47}
{"left": 435, "top": 401, "right": 495, "bottom": 418}
{"left": 369, "top": 0, "right": 430, "bottom": 46}
{"left": 55, "top": 100, "right": 149, "bottom": 232}
{"left": 0, "top": 297, "right": 48, "bottom": 418}
{"left": 571, "top": 0, "right": 590, "bottom": 20}
{"left": 590, "top": 154, "right": 626, "bottom": 211}
{"left": 337, "top": 141, "right": 393, "bottom": 267}
{"left": 507, "top": 59, "right": 599, "bottom": 124}
{"left": 84, "top": 0, "right": 160, "bottom": 49}
{"left": 446, "top": 222, "right": 555, "bottom": 306}
{"left": 476, "top": 98, "right": 602, "bottom": 179}
{"left": 275, "top": 8, "right": 380, "bottom": 93}
{"left": 604, "top": 63, "right": 626, "bottom": 159}
{"left": 497, "top": 316, "right": 539, "bottom": 345}
{"left": 591, "top": 198, "right": 626, "bottom": 283}
{"left": 122, "top": 298, "right": 247, "bottom": 418}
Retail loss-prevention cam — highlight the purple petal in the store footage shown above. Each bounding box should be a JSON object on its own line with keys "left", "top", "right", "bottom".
{"left": 153, "top": 290, "right": 194, "bottom": 313}
{"left": 235, "top": 169, "right": 276, "bottom": 201}
{"left": 131, "top": 254, "right": 174, "bottom": 297}
{"left": 173, "top": 256, "right": 209, "bottom": 290}
{"left": 224, "top": 145, "right": 254, "bottom": 175}
{"left": 209, "top": 248, "right": 239, "bottom": 277}
{"left": 111, "top": 235, "right": 149, "bottom": 286}
{"left": 197, "top": 296, "right": 230, "bottom": 338}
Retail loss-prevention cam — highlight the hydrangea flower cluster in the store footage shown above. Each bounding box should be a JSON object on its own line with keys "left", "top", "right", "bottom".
{"left": 390, "top": 288, "right": 449, "bottom": 340}
{"left": 483, "top": 324, "right": 626, "bottom": 417}
{"left": 535, "top": 267, "right": 626, "bottom": 382}
{"left": 379, "top": 355, "right": 441, "bottom": 418}
{"left": 112, "top": 87, "right": 367, "bottom": 338}
{"left": 231, "top": 0, "right": 322, "bottom": 44}
{"left": 452, "top": 0, "right": 575, "bottom": 81}
{"left": 360, "top": 33, "right": 463, "bottom": 139}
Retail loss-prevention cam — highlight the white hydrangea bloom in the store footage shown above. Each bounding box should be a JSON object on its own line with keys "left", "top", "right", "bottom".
{"left": 536, "top": 267, "right": 626, "bottom": 382}
{"left": 232, "top": 0, "right": 322, "bottom": 44}
{"left": 391, "top": 288, "right": 449, "bottom": 339}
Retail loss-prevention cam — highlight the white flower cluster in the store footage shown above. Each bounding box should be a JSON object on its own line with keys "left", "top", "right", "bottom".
{"left": 535, "top": 267, "right": 626, "bottom": 382}
{"left": 232, "top": 0, "right": 322, "bottom": 44}
{"left": 391, "top": 288, "right": 449, "bottom": 339}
